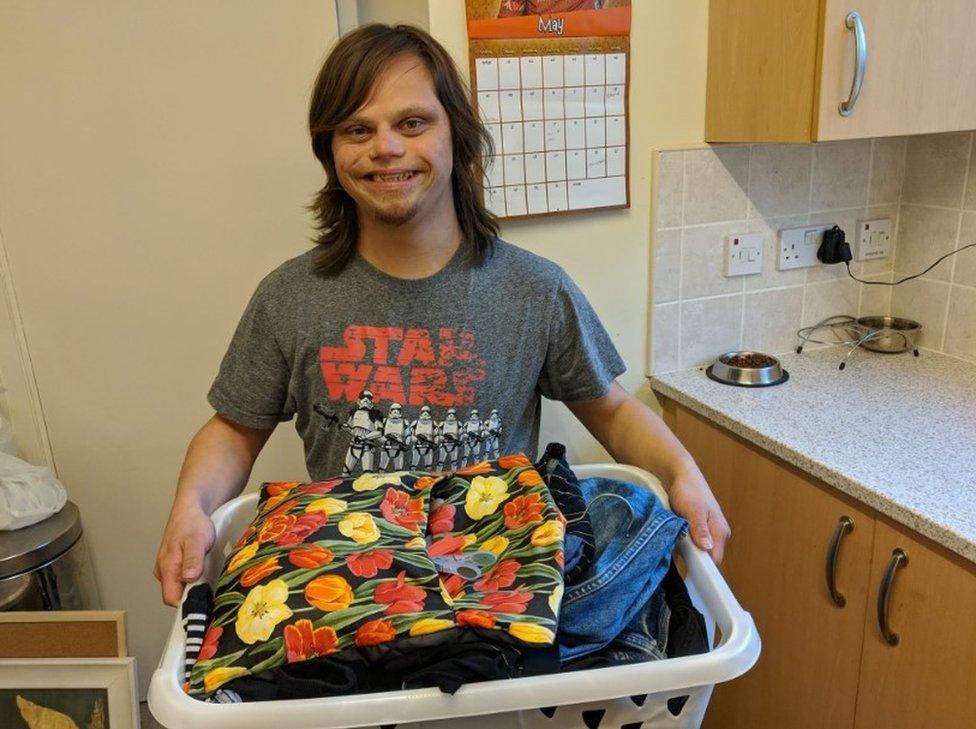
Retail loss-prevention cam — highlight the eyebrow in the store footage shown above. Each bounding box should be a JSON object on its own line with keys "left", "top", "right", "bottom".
{"left": 340, "top": 105, "right": 439, "bottom": 127}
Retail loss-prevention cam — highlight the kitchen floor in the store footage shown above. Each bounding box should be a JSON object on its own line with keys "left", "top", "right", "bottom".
{"left": 140, "top": 702, "right": 164, "bottom": 728}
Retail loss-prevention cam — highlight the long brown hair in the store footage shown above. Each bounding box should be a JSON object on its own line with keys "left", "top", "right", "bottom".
{"left": 308, "top": 24, "right": 498, "bottom": 276}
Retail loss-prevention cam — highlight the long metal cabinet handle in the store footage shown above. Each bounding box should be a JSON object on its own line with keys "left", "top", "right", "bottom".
{"left": 877, "top": 548, "right": 908, "bottom": 646}
{"left": 826, "top": 516, "right": 854, "bottom": 607}
{"left": 839, "top": 11, "right": 867, "bottom": 117}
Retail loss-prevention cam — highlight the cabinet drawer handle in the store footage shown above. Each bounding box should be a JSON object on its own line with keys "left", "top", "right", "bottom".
{"left": 826, "top": 516, "right": 854, "bottom": 607}
{"left": 839, "top": 11, "right": 867, "bottom": 117}
{"left": 877, "top": 548, "right": 908, "bottom": 646}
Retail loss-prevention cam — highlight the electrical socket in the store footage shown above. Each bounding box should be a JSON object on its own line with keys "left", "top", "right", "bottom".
{"left": 778, "top": 224, "right": 832, "bottom": 270}
{"left": 724, "top": 233, "right": 764, "bottom": 276}
{"left": 855, "top": 218, "right": 892, "bottom": 261}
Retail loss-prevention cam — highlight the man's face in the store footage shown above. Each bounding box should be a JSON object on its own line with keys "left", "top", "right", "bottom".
{"left": 331, "top": 53, "right": 454, "bottom": 227}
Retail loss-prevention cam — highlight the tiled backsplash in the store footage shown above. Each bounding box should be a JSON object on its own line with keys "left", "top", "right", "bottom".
{"left": 650, "top": 132, "right": 976, "bottom": 373}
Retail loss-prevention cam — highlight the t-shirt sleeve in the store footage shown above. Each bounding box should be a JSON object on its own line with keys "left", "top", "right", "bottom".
{"left": 207, "top": 278, "right": 295, "bottom": 429}
{"left": 537, "top": 270, "right": 626, "bottom": 401}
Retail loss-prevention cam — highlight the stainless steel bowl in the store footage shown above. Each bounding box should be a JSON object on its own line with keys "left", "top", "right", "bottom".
{"left": 706, "top": 351, "right": 789, "bottom": 387}
{"left": 855, "top": 316, "right": 921, "bottom": 353}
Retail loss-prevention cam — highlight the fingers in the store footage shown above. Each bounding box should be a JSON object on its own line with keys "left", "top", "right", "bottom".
{"left": 706, "top": 512, "right": 732, "bottom": 565}
{"left": 684, "top": 501, "right": 712, "bottom": 551}
{"left": 156, "top": 551, "right": 185, "bottom": 607}
{"left": 181, "top": 535, "right": 207, "bottom": 582}
{"left": 154, "top": 535, "right": 206, "bottom": 607}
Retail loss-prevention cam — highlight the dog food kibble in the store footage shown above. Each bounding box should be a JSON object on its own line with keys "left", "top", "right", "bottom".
{"left": 721, "top": 353, "right": 778, "bottom": 368}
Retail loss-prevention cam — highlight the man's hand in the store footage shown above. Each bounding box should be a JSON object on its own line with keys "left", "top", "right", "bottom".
{"left": 665, "top": 464, "right": 731, "bottom": 564}
{"left": 566, "top": 382, "right": 731, "bottom": 564}
{"left": 154, "top": 502, "right": 216, "bottom": 607}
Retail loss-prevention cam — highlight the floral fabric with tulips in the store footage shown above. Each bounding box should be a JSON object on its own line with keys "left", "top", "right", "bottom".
{"left": 187, "top": 454, "right": 565, "bottom": 697}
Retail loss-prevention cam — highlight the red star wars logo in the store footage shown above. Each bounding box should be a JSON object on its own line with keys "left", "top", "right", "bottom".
{"left": 320, "top": 326, "right": 488, "bottom": 406}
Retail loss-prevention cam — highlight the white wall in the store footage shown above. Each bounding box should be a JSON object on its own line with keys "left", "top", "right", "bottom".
{"left": 0, "top": 0, "right": 710, "bottom": 699}
{"left": 428, "top": 0, "right": 710, "bottom": 458}
{"left": 0, "top": 1, "right": 338, "bottom": 696}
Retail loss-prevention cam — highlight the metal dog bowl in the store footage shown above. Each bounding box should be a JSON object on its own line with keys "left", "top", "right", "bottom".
{"left": 855, "top": 316, "right": 921, "bottom": 353}
{"left": 706, "top": 351, "right": 789, "bottom": 388}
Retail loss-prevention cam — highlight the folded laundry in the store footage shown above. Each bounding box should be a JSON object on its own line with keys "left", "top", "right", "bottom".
{"left": 557, "top": 477, "right": 688, "bottom": 664}
{"left": 184, "top": 454, "right": 565, "bottom": 701}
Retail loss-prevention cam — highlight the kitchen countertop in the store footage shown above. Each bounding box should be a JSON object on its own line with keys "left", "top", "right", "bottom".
{"left": 650, "top": 347, "right": 976, "bottom": 565}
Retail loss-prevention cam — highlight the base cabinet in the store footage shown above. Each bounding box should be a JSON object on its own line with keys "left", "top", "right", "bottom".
{"left": 662, "top": 399, "right": 976, "bottom": 729}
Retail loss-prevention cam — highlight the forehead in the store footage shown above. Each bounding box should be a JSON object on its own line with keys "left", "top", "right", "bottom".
{"left": 348, "top": 53, "right": 441, "bottom": 119}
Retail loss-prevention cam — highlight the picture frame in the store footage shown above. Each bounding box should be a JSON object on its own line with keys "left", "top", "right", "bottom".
{"left": 0, "top": 658, "right": 138, "bottom": 729}
{"left": 0, "top": 611, "right": 127, "bottom": 658}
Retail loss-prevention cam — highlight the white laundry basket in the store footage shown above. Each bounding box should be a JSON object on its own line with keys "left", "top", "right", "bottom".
{"left": 149, "top": 463, "right": 760, "bottom": 729}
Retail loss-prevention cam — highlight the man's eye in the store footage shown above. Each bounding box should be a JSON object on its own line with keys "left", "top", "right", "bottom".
{"left": 344, "top": 126, "right": 369, "bottom": 138}
{"left": 402, "top": 118, "right": 426, "bottom": 132}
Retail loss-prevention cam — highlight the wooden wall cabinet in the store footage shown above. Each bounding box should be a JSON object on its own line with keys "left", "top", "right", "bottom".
{"left": 662, "top": 399, "right": 976, "bottom": 729}
{"left": 706, "top": 0, "right": 976, "bottom": 142}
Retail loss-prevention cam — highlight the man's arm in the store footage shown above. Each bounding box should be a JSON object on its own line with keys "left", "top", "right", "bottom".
{"left": 566, "top": 381, "right": 731, "bottom": 563}
{"left": 153, "top": 414, "right": 273, "bottom": 606}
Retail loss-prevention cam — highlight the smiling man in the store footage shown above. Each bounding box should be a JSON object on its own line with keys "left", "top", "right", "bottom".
{"left": 154, "top": 24, "right": 729, "bottom": 607}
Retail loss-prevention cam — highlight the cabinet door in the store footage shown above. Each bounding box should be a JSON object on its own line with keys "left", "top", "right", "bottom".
{"left": 671, "top": 404, "right": 875, "bottom": 729}
{"left": 853, "top": 520, "right": 976, "bottom": 729}
{"left": 816, "top": 0, "right": 976, "bottom": 139}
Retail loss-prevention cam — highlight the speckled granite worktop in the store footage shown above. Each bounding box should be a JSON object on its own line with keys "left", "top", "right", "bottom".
{"left": 650, "top": 348, "right": 976, "bottom": 565}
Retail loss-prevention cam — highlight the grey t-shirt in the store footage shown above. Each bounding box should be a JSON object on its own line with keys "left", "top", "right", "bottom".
{"left": 208, "top": 239, "right": 625, "bottom": 480}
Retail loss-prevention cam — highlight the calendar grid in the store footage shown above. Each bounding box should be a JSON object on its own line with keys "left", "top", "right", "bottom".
{"left": 473, "top": 48, "right": 629, "bottom": 220}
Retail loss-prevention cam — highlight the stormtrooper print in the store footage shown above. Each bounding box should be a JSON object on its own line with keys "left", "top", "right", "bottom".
{"left": 481, "top": 408, "right": 502, "bottom": 460}
{"left": 378, "top": 402, "right": 410, "bottom": 471}
{"left": 461, "top": 408, "right": 485, "bottom": 465}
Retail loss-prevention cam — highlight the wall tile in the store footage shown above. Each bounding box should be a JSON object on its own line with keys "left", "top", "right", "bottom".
{"left": 651, "top": 302, "right": 680, "bottom": 373}
{"left": 802, "top": 279, "right": 859, "bottom": 327}
{"left": 679, "top": 295, "right": 743, "bottom": 368}
{"left": 895, "top": 204, "right": 961, "bottom": 283}
{"left": 860, "top": 204, "right": 898, "bottom": 274}
{"left": 901, "top": 132, "right": 972, "bottom": 208}
{"left": 807, "top": 208, "right": 864, "bottom": 282}
{"left": 680, "top": 223, "right": 746, "bottom": 299}
{"left": 811, "top": 140, "right": 870, "bottom": 211}
{"left": 683, "top": 146, "right": 749, "bottom": 225}
{"left": 748, "top": 144, "right": 812, "bottom": 218}
{"left": 966, "top": 139, "right": 976, "bottom": 211}
{"left": 653, "top": 228, "right": 681, "bottom": 302}
{"left": 944, "top": 286, "right": 976, "bottom": 360}
{"left": 953, "top": 212, "right": 976, "bottom": 287}
{"left": 869, "top": 137, "right": 907, "bottom": 204}
{"left": 744, "top": 214, "right": 808, "bottom": 291}
{"left": 890, "top": 277, "right": 951, "bottom": 350}
{"left": 742, "top": 287, "right": 804, "bottom": 356}
{"left": 655, "top": 151, "right": 683, "bottom": 228}
{"left": 858, "top": 272, "right": 893, "bottom": 317}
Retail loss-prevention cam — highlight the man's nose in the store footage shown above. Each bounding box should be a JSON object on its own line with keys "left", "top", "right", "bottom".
{"left": 370, "top": 126, "right": 405, "bottom": 159}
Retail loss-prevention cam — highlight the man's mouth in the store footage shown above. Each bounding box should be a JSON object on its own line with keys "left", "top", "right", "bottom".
{"left": 367, "top": 171, "right": 417, "bottom": 182}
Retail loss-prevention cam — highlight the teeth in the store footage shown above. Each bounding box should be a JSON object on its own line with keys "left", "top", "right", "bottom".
{"left": 372, "top": 172, "right": 412, "bottom": 182}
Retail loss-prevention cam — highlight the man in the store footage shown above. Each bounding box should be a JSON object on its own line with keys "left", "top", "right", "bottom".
{"left": 154, "top": 24, "right": 729, "bottom": 607}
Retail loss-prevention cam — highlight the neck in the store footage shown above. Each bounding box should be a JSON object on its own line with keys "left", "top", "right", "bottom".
{"left": 357, "top": 204, "right": 463, "bottom": 280}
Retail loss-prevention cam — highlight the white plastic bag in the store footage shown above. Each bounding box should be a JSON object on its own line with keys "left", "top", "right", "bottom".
{"left": 0, "top": 451, "right": 67, "bottom": 530}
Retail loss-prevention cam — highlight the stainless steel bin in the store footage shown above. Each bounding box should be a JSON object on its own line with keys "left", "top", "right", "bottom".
{"left": 0, "top": 501, "right": 100, "bottom": 610}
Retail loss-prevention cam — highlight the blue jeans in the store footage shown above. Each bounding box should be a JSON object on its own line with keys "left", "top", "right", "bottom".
{"left": 558, "top": 477, "right": 687, "bottom": 663}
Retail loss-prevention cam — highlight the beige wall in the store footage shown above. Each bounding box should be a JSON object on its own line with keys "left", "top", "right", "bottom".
{"left": 0, "top": 0, "right": 709, "bottom": 699}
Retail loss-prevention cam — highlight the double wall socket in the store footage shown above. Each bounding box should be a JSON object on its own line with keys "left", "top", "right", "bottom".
{"left": 777, "top": 224, "right": 832, "bottom": 270}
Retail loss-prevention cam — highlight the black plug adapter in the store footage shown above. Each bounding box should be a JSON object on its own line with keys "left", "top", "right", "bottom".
{"left": 817, "top": 225, "right": 852, "bottom": 264}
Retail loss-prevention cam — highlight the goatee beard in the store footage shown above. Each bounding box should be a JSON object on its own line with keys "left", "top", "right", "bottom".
{"left": 372, "top": 202, "right": 420, "bottom": 226}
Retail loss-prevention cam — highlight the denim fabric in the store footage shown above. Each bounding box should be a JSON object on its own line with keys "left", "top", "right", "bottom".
{"left": 558, "top": 477, "right": 687, "bottom": 663}
{"left": 534, "top": 442, "right": 594, "bottom": 582}
{"left": 564, "top": 558, "right": 709, "bottom": 670}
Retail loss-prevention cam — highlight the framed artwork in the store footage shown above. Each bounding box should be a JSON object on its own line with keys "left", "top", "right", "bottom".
{"left": 0, "top": 611, "right": 127, "bottom": 658}
{"left": 0, "top": 658, "right": 138, "bottom": 729}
